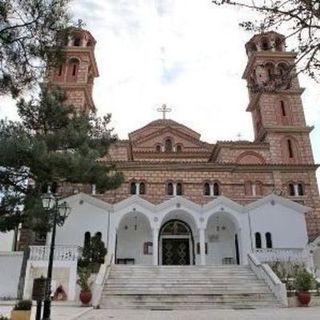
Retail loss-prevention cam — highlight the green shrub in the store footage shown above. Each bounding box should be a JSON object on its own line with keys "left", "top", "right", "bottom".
{"left": 13, "top": 299, "right": 32, "bottom": 310}
{"left": 77, "top": 267, "right": 91, "bottom": 291}
{"left": 0, "top": 315, "right": 10, "bottom": 320}
{"left": 294, "top": 269, "right": 315, "bottom": 292}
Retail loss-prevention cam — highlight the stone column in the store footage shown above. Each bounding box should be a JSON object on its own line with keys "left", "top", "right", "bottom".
{"left": 135, "top": 182, "right": 140, "bottom": 195}
{"left": 199, "top": 228, "right": 206, "bottom": 266}
{"left": 152, "top": 228, "right": 159, "bottom": 265}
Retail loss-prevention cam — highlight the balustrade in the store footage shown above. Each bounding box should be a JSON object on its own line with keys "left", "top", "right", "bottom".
{"left": 29, "top": 245, "right": 81, "bottom": 261}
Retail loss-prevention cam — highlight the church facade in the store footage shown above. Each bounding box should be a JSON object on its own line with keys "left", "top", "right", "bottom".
{"left": 42, "top": 29, "right": 320, "bottom": 268}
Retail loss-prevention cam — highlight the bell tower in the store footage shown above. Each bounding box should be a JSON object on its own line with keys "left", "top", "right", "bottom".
{"left": 47, "top": 27, "right": 99, "bottom": 114}
{"left": 242, "top": 31, "right": 314, "bottom": 165}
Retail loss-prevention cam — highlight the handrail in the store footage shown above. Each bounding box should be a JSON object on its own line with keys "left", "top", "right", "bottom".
{"left": 248, "top": 253, "right": 288, "bottom": 306}
{"left": 92, "top": 252, "right": 114, "bottom": 307}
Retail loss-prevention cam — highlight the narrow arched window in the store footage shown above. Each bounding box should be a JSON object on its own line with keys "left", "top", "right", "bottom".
{"left": 244, "top": 181, "right": 252, "bottom": 196}
{"left": 156, "top": 145, "right": 161, "bottom": 152}
{"left": 261, "top": 40, "right": 269, "bottom": 51}
{"left": 84, "top": 232, "right": 91, "bottom": 248}
{"left": 265, "top": 232, "right": 272, "bottom": 248}
{"left": 288, "top": 183, "right": 295, "bottom": 196}
{"left": 287, "top": 139, "right": 293, "bottom": 158}
{"left": 140, "top": 182, "right": 146, "bottom": 195}
{"left": 95, "top": 232, "right": 102, "bottom": 241}
{"left": 67, "top": 59, "right": 80, "bottom": 82}
{"left": 213, "top": 182, "right": 220, "bottom": 196}
{"left": 74, "top": 37, "right": 81, "bottom": 46}
{"left": 297, "top": 183, "right": 304, "bottom": 196}
{"left": 255, "top": 181, "right": 263, "bottom": 196}
{"left": 255, "top": 232, "right": 262, "bottom": 249}
{"left": 203, "top": 183, "right": 210, "bottom": 196}
{"left": 130, "top": 182, "right": 136, "bottom": 195}
{"left": 167, "top": 182, "right": 173, "bottom": 196}
{"left": 165, "top": 139, "right": 173, "bottom": 152}
{"left": 58, "top": 65, "right": 63, "bottom": 76}
{"left": 280, "top": 101, "right": 286, "bottom": 116}
{"left": 176, "top": 183, "right": 183, "bottom": 196}
{"left": 176, "top": 144, "right": 182, "bottom": 153}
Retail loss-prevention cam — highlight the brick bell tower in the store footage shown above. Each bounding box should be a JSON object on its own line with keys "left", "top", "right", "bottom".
{"left": 47, "top": 27, "right": 99, "bottom": 114}
{"left": 243, "top": 31, "right": 320, "bottom": 238}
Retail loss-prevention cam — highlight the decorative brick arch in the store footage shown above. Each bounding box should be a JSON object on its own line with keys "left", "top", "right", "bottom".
{"left": 236, "top": 151, "right": 265, "bottom": 165}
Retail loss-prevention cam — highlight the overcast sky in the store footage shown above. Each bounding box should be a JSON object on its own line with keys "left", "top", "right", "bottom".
{"left": 1, "top": 0, "right": 319, "bottom": 180}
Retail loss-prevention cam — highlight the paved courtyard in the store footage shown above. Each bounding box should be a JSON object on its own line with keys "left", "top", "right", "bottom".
{"left": 1, "top": 306, "right": 320, "bottom": 319}
{"left": 78, "top": 308, "right": 320, "bottom": 320}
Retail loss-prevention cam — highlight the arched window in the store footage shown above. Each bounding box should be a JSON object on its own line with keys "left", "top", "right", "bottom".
{"left": 58, "top": 65, "right": 63, "bottom": 77}
{"left": 130, "top": 182, "right": 136, "bottom": 195}
{"left": 297, "top": 183, "right": 304, "bottom": 196}
{"left": 287, "top": 139, "right": 294, "bottom": 158}
{"left": 265, "top": 62, "right": 275, "bottom": 80}
{"left": 265, "top": 232, "right": 273, "bottom": 248}
{"left": 167, "top": 182, "right": 174, "bottom": 196}
{"left": 203, "top": 183, "right": 210, "bottom": 196}
{"left": 213, "top": 182, "right": 220, "bottom": 196}
{"left": 255, "top": 232, "right": 262, "bottom": 249}
{"left": 84, "top": 231, "right": 91, "bottom": 248}
{"left": 176, "top": 144, "right": 182, "bottom": 153}
{"left": 255, "top": 181, "right": 263, "bottom": 196}
{"left": 288, "top": 183, "right": 295, "bottom": 196}
{"left": 67, "top": 58, "right": 80, "bottom": 82}
{"left": 275, "top": 38, "right": 283, "bottom": 51}
{"left": 244, "top": 181, "right": 252, "bottom": 196}
{"left": 261, "top": 39, "right": 269, "bottom": 51}
{"left": 95, "top": 232, "right": 102, "bottom": 241}
{"left": 176, "top": 183, "right": 183, "bottom": 196}
{"left": 140, "top": 182, "right": 146, "bottom": 195}
{"left": 156, "top": 145, "right": 161, "bottom": 152}
{"left": 280, "top": 100, "right": 286, "bottom": 117}
{"left": 165, "top": 138, "right": 173, "bottom": 152}
{"left": 87, "top": 40, "right": 92, "bottom": 47}
{"left": 74, "top": 37, "right": 81, "bottom": 46}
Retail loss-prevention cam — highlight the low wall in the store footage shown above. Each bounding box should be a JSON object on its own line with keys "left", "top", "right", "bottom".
{"left": 0, "top": 252, "right": 24, "bottom": 299}
{"left": 23, "top": 260, "right": 78, "bottom": 301}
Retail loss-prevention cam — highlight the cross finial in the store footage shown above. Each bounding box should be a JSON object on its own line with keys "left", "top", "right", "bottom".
{"left": 237, "top": 133, "right": 242, "bottom": 141}
{"left": 157, "top": 104, "right": 172, "bottom": 120}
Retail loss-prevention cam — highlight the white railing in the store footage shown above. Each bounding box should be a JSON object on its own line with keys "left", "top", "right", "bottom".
{"left": 248, "top": 253, "right": 288, "bottom": 307}
{"left": 254, "top": 248, "right": 309, "bottom": 264}
{"left": 29, "top": 245, "right": 81, "bottom": 261}
{"left": 92, "top": 253, "right": 114, "bottom": 307}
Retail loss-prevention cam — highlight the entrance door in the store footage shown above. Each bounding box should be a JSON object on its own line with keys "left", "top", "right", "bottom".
{"left": 162, "top": 238, "right": 190, "bottom": 265}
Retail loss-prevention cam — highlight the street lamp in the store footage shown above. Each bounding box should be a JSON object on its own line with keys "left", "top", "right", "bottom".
{"left": 41, "top": 192, "right": 71, "bottom": 320}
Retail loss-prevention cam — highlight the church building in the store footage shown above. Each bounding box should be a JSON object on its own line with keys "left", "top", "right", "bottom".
{"left": 43, "top": 28, "right": 320, "bottom": 269}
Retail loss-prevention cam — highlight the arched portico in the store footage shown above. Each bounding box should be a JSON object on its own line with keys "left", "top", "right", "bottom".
{"left": 205, "top": 211, "right": 241, "bottom": 265}
{"left": 115, "top": 211, "right": 153, "bottom": 265}
{"left": 158, "top": 209, "right": 198, "bottom": 266}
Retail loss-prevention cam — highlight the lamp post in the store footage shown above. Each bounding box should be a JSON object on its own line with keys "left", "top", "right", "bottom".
{"left": 42, "top": 192, "right": 70, "bottom": 320}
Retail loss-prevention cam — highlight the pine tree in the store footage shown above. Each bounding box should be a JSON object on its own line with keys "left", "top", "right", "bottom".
{"left": 0, "top": 87, "right": 123, "bottom": 234}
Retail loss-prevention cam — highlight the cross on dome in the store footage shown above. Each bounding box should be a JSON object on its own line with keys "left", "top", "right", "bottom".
{"left": 157, "top": 104, "right": 172, "bottom": 120}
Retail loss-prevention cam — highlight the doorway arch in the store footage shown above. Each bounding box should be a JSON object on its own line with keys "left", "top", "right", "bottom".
{"left": 159, "top": 219, "right": 195, "bottom": 265}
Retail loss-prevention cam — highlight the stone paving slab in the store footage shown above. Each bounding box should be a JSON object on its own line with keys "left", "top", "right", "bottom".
{"left": 77, "top": 308, "right": 320, "bottom": 320}
{"left": 0, "top": 305, "right": 92, "bottom": 319}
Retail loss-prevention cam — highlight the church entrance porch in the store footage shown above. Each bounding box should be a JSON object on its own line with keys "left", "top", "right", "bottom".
{"left": 160, "top": 220, "right": 193, "bottom": 265}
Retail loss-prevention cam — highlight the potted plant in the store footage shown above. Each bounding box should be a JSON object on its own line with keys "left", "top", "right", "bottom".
{"left": 11, "top": 300, "right": 32, "bottom": 320}
{"left": 294, "top": 268, "right": 314, "bottom": 307}
{"left": 77, "top": 267, "right": 92, "bottom": 305}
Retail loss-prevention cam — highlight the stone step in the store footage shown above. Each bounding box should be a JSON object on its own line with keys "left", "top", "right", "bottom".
{"left": 100, "top": 265, "right": 279, "bottom": 309}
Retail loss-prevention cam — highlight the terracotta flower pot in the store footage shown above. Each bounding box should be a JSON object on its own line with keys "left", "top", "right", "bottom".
{"left": 11, "top": 310, "right": 31, "bottom": 320}
{"left": 79, "top": 289, "right": 92, "bottom": 305}
{"left": 297, "top": 291, "right": 311, "bottom": 307}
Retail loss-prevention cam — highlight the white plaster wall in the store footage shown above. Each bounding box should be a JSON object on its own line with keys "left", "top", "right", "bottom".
{"left": 54, "top": 201, "right": 109, "bottom": 248}
{"left": 24, "top": 260, "right": 77, "bottom": 301}
{"left": 249, "top": 202, "right": 308, "bottom": 249}
{"left": 206, "top": 216, "right": 237, "bottom": 265}
{"left": 116, "top": 214, "right": 152, "bottom": 265}
{"left": 0, "top": 252, "right": 23, "bottom": 298}
{"left": 0, "top": 231, "right": 14, "bottom": 251}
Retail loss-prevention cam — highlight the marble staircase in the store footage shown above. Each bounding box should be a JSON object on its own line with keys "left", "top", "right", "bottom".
{"left": 100, "top": 265, "right": 280, "bottom": 309}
